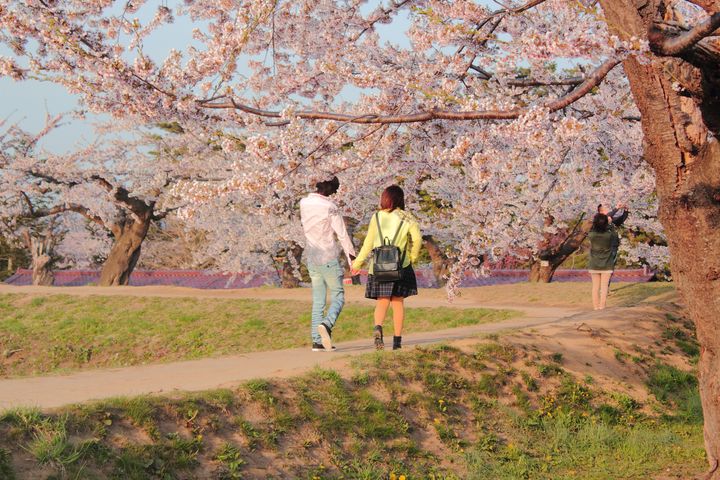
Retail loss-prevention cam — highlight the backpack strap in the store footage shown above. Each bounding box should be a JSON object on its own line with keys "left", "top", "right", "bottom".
{"left": 375, "top": 212, "right": 386, "bottom": 244}
{"left": 391, "top": 213, "right": 407, "bottom": 266}
{"left": 391, "top": 217, "right": 405, "bottom": 245}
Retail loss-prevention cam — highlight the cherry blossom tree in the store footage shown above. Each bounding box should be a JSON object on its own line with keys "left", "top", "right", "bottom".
{"left": 1, "top": 0, "right": 719, "bottom": 470}
{"left": 0, "top": 119, "right": 197, "bottom": 285}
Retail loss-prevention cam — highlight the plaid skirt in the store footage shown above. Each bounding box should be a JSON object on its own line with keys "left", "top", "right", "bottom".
{"left": 365, "top": 265, "right": 418, "bottom": 299}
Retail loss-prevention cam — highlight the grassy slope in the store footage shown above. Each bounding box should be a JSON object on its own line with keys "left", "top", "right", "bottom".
{"left": 0, "top": 322, "right": 704, "bottom": 480}
{"left": 0, "top": 294, "right": 516, "bottom": 377}
{"left": 0, "top": 282, "right": 704, "bottom": 479}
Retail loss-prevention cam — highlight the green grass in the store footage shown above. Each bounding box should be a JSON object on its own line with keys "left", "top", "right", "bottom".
{"left": 647, "top": 362, "right": 703, "bottom": 423}
{"left": 0, "top": 342, "right": 705, "bottom": 480}
{"left": 448, "top": 281, "right": 675, "bottom": 308}
{"left": 0, "top": 293, "right": 518, "bottom": 377}
{"left": 0, "top": 447, "right": 14, "bottom": 480}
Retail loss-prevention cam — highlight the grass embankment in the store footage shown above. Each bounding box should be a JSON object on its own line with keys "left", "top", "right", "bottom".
{"left": 0, "top": 312, "right": 704, "bottom": 479}
{"left": 0, "top": 294, "right": 517, "bottom": 377}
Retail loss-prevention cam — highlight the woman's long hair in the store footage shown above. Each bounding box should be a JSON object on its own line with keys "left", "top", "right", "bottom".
{"left": 592, "top": 213, "right": 609, "bottom": 232}
{"left": 380, "top": 185, "right": 405, "bottom": 211}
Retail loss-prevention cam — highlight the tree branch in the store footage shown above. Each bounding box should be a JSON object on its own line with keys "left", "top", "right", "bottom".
{"left": 30, "top": 203, "right": 107, "bottom": 229}
{"left": 512, "top": 0, "right": 548, "bottom": 14}
{"left": 467, "top": 63, "right": 584, "bottom": 87}
{"left": 351, "top": 0, "right": 413, "bottom": 42}
{"left": 650, "top": 13, "right": 720, "bottom": 56}
{"left": 19, "top": 191, "right": 35, "bottom": 216}
{"left": 152, "top": 205, "right": 184, "bottom": 221}
{"left": 89, "top": 174, "right": 154, "bottom": 217}
{"left": 200, "top": 58, "right": 620, "bottom": 124}
{"left": 28, "top": 170, "right": 80, "bottom": 188}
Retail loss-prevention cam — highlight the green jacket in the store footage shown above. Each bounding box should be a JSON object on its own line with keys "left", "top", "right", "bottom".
{"left": 588, "top": 226, "right": 620, "bottom": 271}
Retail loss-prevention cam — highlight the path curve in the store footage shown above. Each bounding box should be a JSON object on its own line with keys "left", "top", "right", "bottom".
{"left": 0, "top": 284, "right": 592, "bottom": 409}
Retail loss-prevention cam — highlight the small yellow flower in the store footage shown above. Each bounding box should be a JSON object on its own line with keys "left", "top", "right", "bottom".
{"left": 390, "top": 474, "right": 397, "bottom": 480}
{"left": 399, "top": 476, "right": 407, "bottom": 480}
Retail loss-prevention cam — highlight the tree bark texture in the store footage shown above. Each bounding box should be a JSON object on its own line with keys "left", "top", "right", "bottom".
{"left": 422, "top": 235, "right": 451, "bottom": 287}
{"left": 30, "top": 238, "right": 54, "bottom": 286}
{"left": 599, "top": 0, "right": 720, "bottom": 474}
{"left": 22, "top": 231, "right": 54, "bottom": 286}
{"left": 99, "top": 213, "right": 153, "bottom": 286}
{"left": 528, "top": 216, "right": 591, "bottom": 283}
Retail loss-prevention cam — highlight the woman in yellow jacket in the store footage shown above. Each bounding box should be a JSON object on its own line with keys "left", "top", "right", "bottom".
{"left": 351, "top": 185, "right": 422, "bottom": 350}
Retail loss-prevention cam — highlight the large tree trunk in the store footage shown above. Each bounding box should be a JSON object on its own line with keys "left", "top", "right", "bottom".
{"left": 528, "top": 260, "right": 559, "bottom": 283}
{"left": 528, "top": 215, "right": 591, "bottom": 283}
{"left": 99, "top": 215, "right": 153, "bottom": 286}
{"left": 22, "top": 231, "right": 55, "bottom": 286}
{"left": 659, "top": 139, "right": 720, "bottom": 478}
{"left": 599, "top": 1, "right": 720, "bottom": 474}
{"left": 423, "top": 235, "right": 451, "bottom": 287}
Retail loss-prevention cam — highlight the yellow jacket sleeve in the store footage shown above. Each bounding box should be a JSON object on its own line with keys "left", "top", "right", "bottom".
{"left": 351, "top": 216, "right": 378, "bottom": 270}
{"left": 408, "top": 221, "right": 422, "bottom": 264}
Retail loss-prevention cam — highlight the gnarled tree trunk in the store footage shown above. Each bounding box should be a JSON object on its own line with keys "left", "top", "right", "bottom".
{"left": 99, "top": 213, "right": 153, "bottom": 286}
{"left": 423, "top": 235, "right": 451, "bottom": 287}
{"left": 21, "top": 230, "right": 55, "bottom": 286}
{"left": 598, "top": 0, "right": 720, "bottom": 474}
{"left": 528, "top": 215, "right": 591, "bottom": 283}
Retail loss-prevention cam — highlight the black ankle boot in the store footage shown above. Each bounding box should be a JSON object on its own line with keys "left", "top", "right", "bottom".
{"left": 393, "top": 336, "right": 402, "bottom": 350}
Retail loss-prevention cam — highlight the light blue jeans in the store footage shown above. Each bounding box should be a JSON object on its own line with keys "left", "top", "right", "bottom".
{"left": 307, "top": 259, "right": 345, "bottom": 344}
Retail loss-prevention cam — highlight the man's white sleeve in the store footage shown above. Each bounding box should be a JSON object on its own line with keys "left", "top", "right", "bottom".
{"left": 330, "top": 207, "right": 356, "bottom": 261}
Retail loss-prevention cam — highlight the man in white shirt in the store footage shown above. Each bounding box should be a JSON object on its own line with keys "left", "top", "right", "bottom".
{"left": 299, "top": 176, "right": 356, "bottom": 352}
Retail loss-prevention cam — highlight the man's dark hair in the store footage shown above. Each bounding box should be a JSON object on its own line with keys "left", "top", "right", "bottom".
{"left": 380, "top": 185, "right": 405, "bottom": 211}
{"left": 316, "top": 176, "right": 340, "bottom": 196}
{"left": 592, "top": 213, "right": 609, "bottom": 232}
{"left": 597, "top": 204, "right": 603, "bottom": 213}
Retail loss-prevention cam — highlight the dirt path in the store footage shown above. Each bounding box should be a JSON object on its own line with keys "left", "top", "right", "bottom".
{"left": 0, "top": 291, "right": 582, "bottom": 410}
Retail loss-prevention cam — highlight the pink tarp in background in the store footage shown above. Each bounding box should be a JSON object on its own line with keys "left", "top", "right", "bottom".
{"left": 4, "top": 268, "right": 654, "bottom": 289}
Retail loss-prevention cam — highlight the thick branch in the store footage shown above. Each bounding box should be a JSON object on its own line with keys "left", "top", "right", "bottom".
{"left": 28, "top": 170, "right": 80, "bottom": 188}
{"left": 650, "top": 13, "right": 720, "bottom": 55}
{"left": 200, "top": 58, "right": 620, "bottom": 124}
{"left": 31, "top": 203, "right": 107, "bottom": 229}
{"left": 89, "top": 174, "right": 154, "bottom": 217}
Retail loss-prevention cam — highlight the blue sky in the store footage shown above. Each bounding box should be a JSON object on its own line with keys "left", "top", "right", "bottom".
{"left": 1, "top": 1, "right": 412, "bottom": 153}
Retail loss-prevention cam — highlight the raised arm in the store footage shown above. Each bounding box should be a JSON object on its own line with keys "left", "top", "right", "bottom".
{"left": 609, "top": 206, "right": 629, "bottom": 227}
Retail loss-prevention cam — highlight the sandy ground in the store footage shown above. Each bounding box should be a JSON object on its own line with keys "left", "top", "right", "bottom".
{"left": 0, "top": 283, "right": 676, "bottom": 411}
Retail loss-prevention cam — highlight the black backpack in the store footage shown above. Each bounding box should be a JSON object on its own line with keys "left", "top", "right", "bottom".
{"left": 371, "top": 212, "right": 406, "bottom": 282}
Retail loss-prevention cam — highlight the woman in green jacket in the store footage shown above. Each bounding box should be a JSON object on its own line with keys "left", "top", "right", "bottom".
{"left": 351, "top": 185, "right": 422, "bottom": 350}
{"left": 588, "top": 213, "right": 620, "bottom": 310}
